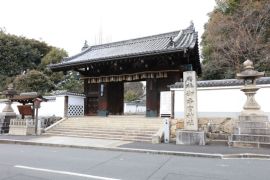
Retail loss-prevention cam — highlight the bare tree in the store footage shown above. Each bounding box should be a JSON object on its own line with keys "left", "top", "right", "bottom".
{"left": 201, "top": 0, "right": 270, "bottom": 79}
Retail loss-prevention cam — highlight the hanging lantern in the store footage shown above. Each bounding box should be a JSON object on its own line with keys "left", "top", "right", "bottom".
{"left": 164, "top": 72, "right": 168, "bottom": 78}
{"left": 91, "top": 78, "right": 96, "bottom": 83}
{"left": 133, "top": 74, "right": 139, "bottom": 80}
{"left": 118, "top": 76, "right": 122, "bottom": 81}
{"left": 126, "top": 75, "right": 132, "bottom": 81}
{"left": 110, "top": 76, "right": 114, "bottom": 82}
{"left": 141, "top": 73, "right": 147, "bottom": 79}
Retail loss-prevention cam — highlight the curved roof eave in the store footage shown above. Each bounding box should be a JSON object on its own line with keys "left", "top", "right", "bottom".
{"left": 50, "top": 47, "right": 188, "bottom": 71}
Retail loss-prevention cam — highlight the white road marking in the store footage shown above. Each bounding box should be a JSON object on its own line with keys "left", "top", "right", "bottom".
{"left": 14, "top": 165, "right": 121, "bottom": 180}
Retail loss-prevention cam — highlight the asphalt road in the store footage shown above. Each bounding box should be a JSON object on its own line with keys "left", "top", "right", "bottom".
{"left": 0, "top": 144, "right": 269, "bottom": 180}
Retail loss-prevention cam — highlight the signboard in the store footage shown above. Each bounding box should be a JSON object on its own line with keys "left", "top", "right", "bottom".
{"left": 17, "top": 105, "right": 33, "bottom": 116}
{"left": 183, "top": 71, "right": 198, "bottom": 131}
{"left": 160, "top": 91, "right": 171, "bottom": 117}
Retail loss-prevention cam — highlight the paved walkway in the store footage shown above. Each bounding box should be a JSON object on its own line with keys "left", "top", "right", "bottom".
{"left": 0, "top": 134, "right": 269, "bottom": 159}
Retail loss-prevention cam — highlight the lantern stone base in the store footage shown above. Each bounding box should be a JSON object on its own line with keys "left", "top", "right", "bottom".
{"left": 176, "top": 130, "right": 206, "bottom": 145}
{"left": 229, "top": 115, "right": 270, "bottom": 148}
{"left": 0, "top": 112, "right": 16, "bottom": 134}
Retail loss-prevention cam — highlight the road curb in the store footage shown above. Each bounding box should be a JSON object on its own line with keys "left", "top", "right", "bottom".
{"left": 0, "top": 139, "right": 269, "bottom": 159}
{"left": 222, "top": 153, "right": 270, "bottom": 159}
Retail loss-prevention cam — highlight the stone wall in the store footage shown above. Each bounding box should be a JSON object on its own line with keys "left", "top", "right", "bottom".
{"left": 170, "top": 117, "right": 234, "bottom": 140}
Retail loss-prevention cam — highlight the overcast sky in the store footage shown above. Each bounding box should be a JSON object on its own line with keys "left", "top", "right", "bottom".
{"left": 0, "top": 0, "right": 216, "bottom": 56}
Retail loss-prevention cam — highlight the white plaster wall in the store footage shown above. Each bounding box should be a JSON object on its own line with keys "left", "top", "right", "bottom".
{"left": 0, "top": 97, "right": 65, "bottom": 118}
{"left": 172, "top": 84, "right": 270, "bottom": 118}
{"left": 39, "top": 96, "right": 65, "bottom": 117}
{"left": 68, "top": 95, "right": 85, "bottom": 106}
{"left": 124, "top": 103, "right": 146, "bottom": 114}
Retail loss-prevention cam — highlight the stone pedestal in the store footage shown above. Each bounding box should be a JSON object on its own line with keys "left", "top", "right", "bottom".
{"left": 0, "top": 112, "right": 16, "bottom": 134}
{"left": 176, "top": 130, "right": 206, "bottom": 145}
{"left": 229, "top": 114, "right": 270, "bottom": 148}
{"left": 176, "top": 71, "right": 206, "bottom": 145}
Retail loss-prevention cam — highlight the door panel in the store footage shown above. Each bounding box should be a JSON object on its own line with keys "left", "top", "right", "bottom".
{"left": 87, "top": 97, "right": 98, "bottom": 115}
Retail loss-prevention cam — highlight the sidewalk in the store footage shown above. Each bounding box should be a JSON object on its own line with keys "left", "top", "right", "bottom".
{"left": 0, "top": 134, "right": 269, "bottom": 159}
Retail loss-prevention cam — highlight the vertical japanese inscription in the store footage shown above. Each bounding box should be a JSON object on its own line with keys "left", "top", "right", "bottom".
{"left": 183, "top": 71, "right": 198, "bottom": 131}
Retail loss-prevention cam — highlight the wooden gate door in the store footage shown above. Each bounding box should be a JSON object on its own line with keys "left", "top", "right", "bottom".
{"left": 87, "top": 97, "right": 98, "bottom": 115}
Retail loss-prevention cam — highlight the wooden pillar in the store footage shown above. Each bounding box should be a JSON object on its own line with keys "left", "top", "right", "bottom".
{"left": 146, "top": 79, "right": 158, "bottom": 117}
{"left": 84, "top": 79, "right": 88, "bottom": 116}
{"left": 64, "top": 96, "right": 68, "bottom": 117}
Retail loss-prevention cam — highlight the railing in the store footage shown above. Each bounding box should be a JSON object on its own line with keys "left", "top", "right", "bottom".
{"left": 10, "top": 119, "right": 34, "bottom": 126}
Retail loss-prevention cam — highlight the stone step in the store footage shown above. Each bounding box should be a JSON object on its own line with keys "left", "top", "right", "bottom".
{"left": 51, "top": 127, "right": 157, "bottom": 134}
{"left": 59, "top": 124, "right": 161, "bottom": 128}
{"left": 45, "top": 117, "right": 162, "bottom": 142}
{"left": 61, "top": 124, "right": 161, "bottom": 126}
{"left": 58, "top": 126, "right": 160, "bottom": 130}
{"left": 48, "top": 129, "right": 155, "bottom": 136}
{"left": 65, "top": 118, "right": 162, "bottom": 122}
{"left": 43, "top": 133, "right": 152, "bottom": 142}
{"left": 236, "top": 121, "right": 269, "bottom": 128}
{"left": 239, "top": 115, "right": 269, "bottom": 122}
{"left": 231, "top": 134, "right": 270, "bottom": 143}
{"left": 230, "top": 140, "right": 270, "bottom": 148}
{"left": 60, "top": 125, "right": 161, "bottom": 129}
{"left": 233, "top": 127, "right": 270, "bottom": 135}
{"left": 61, "top": 122, "right": 162, "bottom": 126}
{"left": 45, "top": 130, "right": 154, "bottom": 138}
{"left": 62, "top": 119, "right": 162, "bottom": 123}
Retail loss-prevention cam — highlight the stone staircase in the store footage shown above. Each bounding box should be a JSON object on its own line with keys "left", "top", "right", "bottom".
{"left": 43, "top": 116, "right": 163, "bottom": 142}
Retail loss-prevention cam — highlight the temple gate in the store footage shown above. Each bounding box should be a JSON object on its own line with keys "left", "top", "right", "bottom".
{"left": 50, "top": 23, "right": 201, "bottom": 117}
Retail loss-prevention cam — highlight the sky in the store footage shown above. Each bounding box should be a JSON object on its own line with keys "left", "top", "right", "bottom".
{"left": 0, "top": 0, "right": 216, "bottom": 56}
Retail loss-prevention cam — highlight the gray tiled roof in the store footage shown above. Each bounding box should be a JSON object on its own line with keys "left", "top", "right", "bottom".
{"left": 170, "top": 77, "right": 270, "bottom": 88}
{"left": 51, "top": 24, "right": 198, "bottom": 68}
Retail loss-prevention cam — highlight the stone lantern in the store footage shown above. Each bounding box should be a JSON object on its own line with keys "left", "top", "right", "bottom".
{"left": 230, "top": 59, "right": 269, "bottom": 148}
{"left": 2, "top": 84, "right": 17, "bottom": 113}
{"left": 0, "top": 84, "right": 17, "bottom": 133}
{"left": 236, "top": 59, "right": 264, "bottom": 115}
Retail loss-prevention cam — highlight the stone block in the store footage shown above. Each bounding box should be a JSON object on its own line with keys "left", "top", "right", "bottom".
{"left": 152, "top": 127, "right": 163, "bottom": 144}
{"left": 239, "top": 115, "right": 268, "bottom": 122}
{"left": 233, "top": 127, "right": 270, "bottom": 135}
{"left": 152, "top": 135, "right": 161, "bottom": 144}
{"left": 146, "top": 110, "right": 157, "bottom": 117}
{"left": 176, "top": 130, "right": 206, "bottom": 145}
{"left": 97, "top": 110, "right": 108, "bottom": 117}
{"left": 237, "top": 121, "right": 268, "bottom": 128}
{"left": 232, "top": 134, "right": 270, "bottom": 142}
{"left": 9, "top": 125, "right": 35, "bottom": 135}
